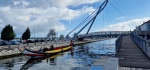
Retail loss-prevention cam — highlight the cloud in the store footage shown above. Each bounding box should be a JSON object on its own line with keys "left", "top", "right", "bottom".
{"left": 0, "top": 0, "right": 99, "bottom": 37}
{"left": 116, "top": 16, "right": 127, "bottom": 20}
{"left": 0, "top": 18, "right": 4, "bottom": 24}
{"left": 0, "top": 19, "right": 5, "bottom": 31}
{"left": 99, "top": 17, "right": 150, "bottom": 31}
{"left": 13, "top": 1, "right": 30, "bottom": 8}
{"left": 45, "top": 0, "right": 99, "bottom": 8}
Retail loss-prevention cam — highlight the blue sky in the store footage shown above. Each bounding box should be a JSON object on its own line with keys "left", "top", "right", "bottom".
{"left": 0, "top": 0, "right": 150, "bottom": 38}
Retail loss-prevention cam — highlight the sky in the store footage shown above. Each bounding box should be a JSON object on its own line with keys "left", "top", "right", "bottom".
{"left": 0, "top": 0, "right": 150, "bottom": 38}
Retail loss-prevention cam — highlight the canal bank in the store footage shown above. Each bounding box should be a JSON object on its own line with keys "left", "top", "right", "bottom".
{"left": 0, "top": 38, "right": 112, "bottom": 59}
{"left": 0, "top": 38, "right": 116, "bottom": 70}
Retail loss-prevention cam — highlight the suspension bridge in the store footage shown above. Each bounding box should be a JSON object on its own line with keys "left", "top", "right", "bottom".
{"left": 24, "top": 0, "right": 150, "bottom": 69}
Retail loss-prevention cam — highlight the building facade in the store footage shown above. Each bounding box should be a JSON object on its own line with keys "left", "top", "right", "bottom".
{"left": 140, "top": 20, "right": 150, "bottom": 31}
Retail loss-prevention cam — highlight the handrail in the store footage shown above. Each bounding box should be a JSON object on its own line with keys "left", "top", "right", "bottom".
{"left": 131, "top": 33, "right": 150, "bottom": 58}
{"left": 115, "top": 34, "right": 123, "bottom": 52}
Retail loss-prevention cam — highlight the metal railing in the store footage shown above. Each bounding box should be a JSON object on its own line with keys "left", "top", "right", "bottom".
{"left": 131, "top": 33, "right": 150, "bottom": 58}
{"left": 115, "top": 34, "right": 123, "bottom": 52}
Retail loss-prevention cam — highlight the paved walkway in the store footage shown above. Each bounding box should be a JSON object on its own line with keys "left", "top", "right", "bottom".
{"left": 115, "top": 35, "right": 150, "bottom": 69}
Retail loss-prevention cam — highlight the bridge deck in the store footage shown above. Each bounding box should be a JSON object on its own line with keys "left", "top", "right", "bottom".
{"left": 115, "top": 35, "right": 150, "bottom": 69}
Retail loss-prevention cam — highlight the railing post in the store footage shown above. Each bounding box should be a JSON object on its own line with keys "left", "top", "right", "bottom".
{"left": 145, "top": 41, "right": 147, "bottom": 53}
{"left": 146, "top": 42, "right": 149, "bottom": 57}
{"left": 131, "top": 33, "right": 150, "bottom": 58}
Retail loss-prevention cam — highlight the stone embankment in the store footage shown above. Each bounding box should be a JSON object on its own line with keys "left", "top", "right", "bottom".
{"left": 0, "top": 38, "right": 111, "bottom": 59}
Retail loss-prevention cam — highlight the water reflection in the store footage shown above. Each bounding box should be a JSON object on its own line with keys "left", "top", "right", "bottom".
{"left": 0, "top": 56, "right": 28, "bottom": 70}
{"left": 0, "top": 38, "right": 116, "bottom": 70}
{"left": 21, "top": 57, "right": 45, "bottom": 70}
{"left": 21, "top": 51, "right": 70, "bottom": 70}
{"left": 22, "top": 58, "right": 45, "bottom": 69}
{"left": 49, "top": 58, "right": 56, "bottom": 65}
{"left": 46, "top": 54, "right": 63, "bottom": 66}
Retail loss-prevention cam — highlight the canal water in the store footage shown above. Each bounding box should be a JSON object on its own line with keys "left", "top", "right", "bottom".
{"left": 0, "top": 38, "right": 116, "bottom": 70}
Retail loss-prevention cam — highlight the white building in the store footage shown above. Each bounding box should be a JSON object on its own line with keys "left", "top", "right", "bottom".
{"left": 133, "top": 20, "right": 150, "bottom": 35}
{"left": 140, "top": 20, "right": 150, "bottom": 31}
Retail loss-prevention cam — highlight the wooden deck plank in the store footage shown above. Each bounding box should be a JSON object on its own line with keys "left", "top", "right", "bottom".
{"left": 115, "top": 35, "right": 150, "bottom": 69}
{"left": 119, "top": 67, "right": 150, "bottom": 70}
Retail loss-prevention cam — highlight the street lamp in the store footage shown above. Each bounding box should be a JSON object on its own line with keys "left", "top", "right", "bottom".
{"left": 33, "top": 29, "right": 36, "bottom": 45}
{"left": 33, "top": 29, "right": 35, "bottom": 38}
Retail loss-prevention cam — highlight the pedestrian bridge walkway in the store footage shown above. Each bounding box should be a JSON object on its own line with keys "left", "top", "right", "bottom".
{"left": 115, "top": 35, "right": 150, "bottom": 69}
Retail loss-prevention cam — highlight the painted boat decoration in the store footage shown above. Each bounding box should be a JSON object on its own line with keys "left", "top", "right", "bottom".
{"left": 18, "top": 46, "right": 46, "bottom": 56}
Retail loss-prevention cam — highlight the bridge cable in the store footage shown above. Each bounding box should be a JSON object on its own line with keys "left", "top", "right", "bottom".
{"left": 66, "top": 8, "right": 99, "bottom": 37}
{"left": 106, "top": 8, "right": 113, "bottom": 31}
{"left": 109, "top": 2, "right": 137, "bottom": 27}
{"left": 102, "top": 10, "right": 105, "bottom": 31}
{"left": 105, "top": 8, "right": 112, "bottom": 45}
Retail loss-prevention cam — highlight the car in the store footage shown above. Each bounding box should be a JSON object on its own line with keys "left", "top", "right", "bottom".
{"left": 26, "top": 40, "right": 35, "bottom": 43}
{"left": 0, "top": 41, "right": 2, "bottom": 46}
{"left": 40, "top": 39, "right": 45, "bottom": 42}
{"left": 9, "top": 41, "right": 21, "bottom": 45}
{"left": 1, "top": 41, "right": 11, "bottom": 45}
{"left": 34, "top": 39, "right": 40, "bottom": 42}
{"left": 21, "top": 40, "right": 27, "bottom": 44}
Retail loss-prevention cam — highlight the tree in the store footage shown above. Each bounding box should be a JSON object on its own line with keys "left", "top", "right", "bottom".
{"left": 73, "top": 33, "right": 78, "bottom": 38}
{"left": 47, "top": 29, "right": 56, "bottom": 40}
{"left": 22, "top": 27, "right": 30, "bottom": 40}
{"left": 60, "top": 34, "right": 64, "bottom": 40}
{"left": 52, "top": 29, "right": 56, "bottom": 40}
{"left": 66, "top": 35, "right": 70, "bottom": 40}
{"left": 1, "top": 24, "right": 15, "bottom": 41}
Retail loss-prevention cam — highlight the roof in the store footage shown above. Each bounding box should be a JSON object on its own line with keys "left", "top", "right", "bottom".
{"left": 139, "top": 20, "right": 150, "bottom": 27}
{"left": 145, "top": 20, "right": 150, "bottom": 23}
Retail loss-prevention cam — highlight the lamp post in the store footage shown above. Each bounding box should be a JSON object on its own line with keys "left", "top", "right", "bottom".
{"left": 33, "top": 29, "right": 35, "bottom": 38}
{"left": 33, "top": 29, "right": 36, "bottom": 45}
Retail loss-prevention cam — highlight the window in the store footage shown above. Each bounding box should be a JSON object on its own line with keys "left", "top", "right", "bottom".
{"left": 148, "top": 25, "right": 150, "bottom": 30}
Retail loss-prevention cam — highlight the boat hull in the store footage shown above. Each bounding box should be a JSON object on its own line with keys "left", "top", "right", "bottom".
{"left": 45, "top": 46, "right": 72, "bottom": 54}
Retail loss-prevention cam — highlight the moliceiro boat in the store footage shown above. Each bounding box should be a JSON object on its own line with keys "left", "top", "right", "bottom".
{"left": 18, "top": 41, "right": 73, "bottom": 56}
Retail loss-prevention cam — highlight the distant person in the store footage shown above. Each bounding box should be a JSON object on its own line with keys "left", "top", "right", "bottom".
{"left": 50, "top": 44, "right": 54, "bottom": 50}
{"left": 70, "top": 40, "right": 74, "bottom": 47}
{"left": 43, "top": 47, "right": 48, "bottom": 52}
{"left": 39, "top": 48, "right": 43, "bottom": 52}
{"left": 43, "top": 48, "right": 46, "bottom": 52}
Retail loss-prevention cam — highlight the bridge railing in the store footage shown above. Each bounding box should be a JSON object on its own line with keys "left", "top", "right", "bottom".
{"left": 115, "top": 34, "right": 123, "bottom": 52}
{"left": 131, "top": 33, "right": 150, "bottom": 58}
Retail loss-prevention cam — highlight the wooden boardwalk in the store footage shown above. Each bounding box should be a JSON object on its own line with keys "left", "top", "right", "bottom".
{"left": 119, "top": 67, "right": 150, "bottom": 70}
{"left": 115, "top": 35, "right": 150, "bottom": 69}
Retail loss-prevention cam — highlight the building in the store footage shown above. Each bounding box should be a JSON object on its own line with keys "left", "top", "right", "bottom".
{"left": 134, "top": 20, "right": 150, "bottom": 34}
{"left": 134, "top": 20, "right": 150, "bottom": 39}
{"left": 140, "top": 20, "right": 150, "bottom": 31}
{"left": 135, "top": 26, "right": 141, "bottom": 31}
